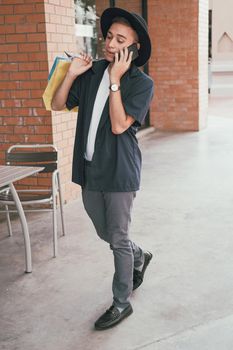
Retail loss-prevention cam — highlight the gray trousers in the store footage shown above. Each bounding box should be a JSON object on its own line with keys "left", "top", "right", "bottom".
{"left": 82, "top": 189, "right": 144, "bottom": 308}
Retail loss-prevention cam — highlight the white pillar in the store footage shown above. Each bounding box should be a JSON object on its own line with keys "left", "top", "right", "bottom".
{"left": 210, "top": 0, "right": 233, "bottom": 96}
{"left": 199, "top": 0, "right": 209, "bottom": 129}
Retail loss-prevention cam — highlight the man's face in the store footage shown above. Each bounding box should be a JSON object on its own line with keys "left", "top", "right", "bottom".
{"left": 104, "top": 22, "right": 138, "bottom": 62}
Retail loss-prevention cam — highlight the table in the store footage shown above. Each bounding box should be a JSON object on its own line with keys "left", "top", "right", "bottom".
{"left": 0, "top": 165, "right": 44, "bottom": 273}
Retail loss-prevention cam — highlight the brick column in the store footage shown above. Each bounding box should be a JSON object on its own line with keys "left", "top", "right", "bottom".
{"left": 0, "top": 1, "right": 51, "bottom": 159}
{"left": 148, "top": 0, "right": 208, "bottom": 131}
{"left": 45, "top": 0, "right": 80, "bottom": 201}
{"left": 0, "top": 0, "right": 80, "bottom": 202}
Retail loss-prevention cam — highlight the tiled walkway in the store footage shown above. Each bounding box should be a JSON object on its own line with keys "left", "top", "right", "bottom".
{"left": 1, "top": 97, "right": 233, "bottom": 350}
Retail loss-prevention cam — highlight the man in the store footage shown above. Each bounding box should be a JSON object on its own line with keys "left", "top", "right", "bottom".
{"left": 52, "top": 7, "right": 154, "bottom": 330}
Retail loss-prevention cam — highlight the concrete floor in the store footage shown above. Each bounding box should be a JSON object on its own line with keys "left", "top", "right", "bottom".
{"left": 1, "top": 97, "right": 233, "bottom": 350}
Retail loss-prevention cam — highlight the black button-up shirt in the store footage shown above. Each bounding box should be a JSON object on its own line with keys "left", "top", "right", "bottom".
{"left": 66, "top": 59, "right": 154, "bottom": 192}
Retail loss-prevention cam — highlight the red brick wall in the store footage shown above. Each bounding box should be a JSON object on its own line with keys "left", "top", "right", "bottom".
{"left": 0, "top": 0, "right": 80, "bottom": 201}
{"left": 96, "top": 0, "right": 109, "bottom": 14}
{"left": 148, "top": 0, "right": 205, "bottom": 131}
{"left": 97, "top": 1, "right": 142, "bottom": 14}
{"left": 0, "top": 1, "right": 51, "bottom": 163}
{"left": 114, "top": 1, "right": 141, "bottom": 13}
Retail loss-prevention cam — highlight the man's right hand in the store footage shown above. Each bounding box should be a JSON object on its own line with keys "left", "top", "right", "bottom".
{"left": 67, "top": 52, "right": 93, "bottom": 79}
{"left": 51, "top": 52, "right": 93, "bottom": 111}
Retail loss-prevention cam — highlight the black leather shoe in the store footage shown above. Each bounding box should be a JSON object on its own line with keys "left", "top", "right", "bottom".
{"left": 95, "top": 304, "right": 133, "bottom": 330}
{"left": 133, "top": 251, "right": 153, "bottom": 291}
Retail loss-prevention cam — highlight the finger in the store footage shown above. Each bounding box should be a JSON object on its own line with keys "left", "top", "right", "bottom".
{"left": 87, "top": 60, "right": 93, "bottom": 68}
{"left": 114, "top": 52, "right": 119, "bottom": 63}
{"left": 81, "top": 53, "right": 92, "bottom": 63}
{"left": 71, "top": 52, "right": 82, "bottom": 61}
{"left": 76, "top": 52, "right": 85, "bottom": 61}
{"left": 127, "top": 51, "right": 133, "bottom": 62}
{"left": 124, "top": 47, "right": 129, "bottom": 61}
{"left": 87, "top": 56, "right": 93, "bottom": 63}
{"left": 84, "top": 54, "right": 90, "bottom": 61}
{"left": 119, "top": 49, "right": 124, "bottom": 61}
{"left": 83, "top": 53, "right": 88, "bottom": 60}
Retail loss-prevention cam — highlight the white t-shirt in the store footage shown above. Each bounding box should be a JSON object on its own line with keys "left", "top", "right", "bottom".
{"left": 84, "top": 67, "right": 110, "bottom": 161}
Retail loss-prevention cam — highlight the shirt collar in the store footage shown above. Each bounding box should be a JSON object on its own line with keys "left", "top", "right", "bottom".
{"left": 129, "top": 63, "right": 139, "bottom": 77}
{"left": 91, "top": 59, "right": 109, "bottom": 74}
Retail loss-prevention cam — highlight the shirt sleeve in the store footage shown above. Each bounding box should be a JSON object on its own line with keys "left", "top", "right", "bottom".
{"left": 66, "top": 74, "right": 82, "bottom": 111}
{"left": 123, "top": 77, "right": 154, "bottom": 127}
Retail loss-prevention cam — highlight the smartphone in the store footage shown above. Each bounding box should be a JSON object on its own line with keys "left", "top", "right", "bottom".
{"left": 127, "top": 43, "right": 139, "bottom": 61}
{"left": 115, "top": 43, "right": 139, "bottom": 61}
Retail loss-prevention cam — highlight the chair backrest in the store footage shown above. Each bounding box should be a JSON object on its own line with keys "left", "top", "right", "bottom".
{"left": 6, "top": 144, "right": 58, "bottom": 174}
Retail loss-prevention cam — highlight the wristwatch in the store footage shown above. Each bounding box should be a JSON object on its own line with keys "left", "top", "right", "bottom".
{"left": 109, "top": 83, "right": 120, "bottom": 92}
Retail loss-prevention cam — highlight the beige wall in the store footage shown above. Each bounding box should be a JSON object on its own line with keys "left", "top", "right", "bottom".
{"left": 211, "top": 0, "right": 233, "bottom": 61}
{"left": 45, "top": 0, "right": 80, "bottom": 202}
{"left": 210, "top": 0, "right": 233, "bottom": 96}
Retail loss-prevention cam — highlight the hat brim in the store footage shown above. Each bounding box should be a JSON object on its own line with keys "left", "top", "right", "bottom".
{"left": 100, "top": 7, "right": 151, "bottom": 67}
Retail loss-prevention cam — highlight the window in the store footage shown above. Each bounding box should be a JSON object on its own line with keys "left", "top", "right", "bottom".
{"left": 74, "top": 0, "right": 99, "bottom": 58}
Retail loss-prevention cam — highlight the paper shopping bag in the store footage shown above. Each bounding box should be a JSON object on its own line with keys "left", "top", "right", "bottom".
{"left": 42, "top": 57, "right": 78, "bottom": 112}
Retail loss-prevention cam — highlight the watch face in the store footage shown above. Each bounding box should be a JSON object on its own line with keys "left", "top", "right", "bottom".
{"left": 111, "top": 84, "right": 119, "bottom": 92}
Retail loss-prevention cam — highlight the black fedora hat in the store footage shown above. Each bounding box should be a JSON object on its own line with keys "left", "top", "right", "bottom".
{"left": 100, "top": 7, "right": 151, "bottom": 67}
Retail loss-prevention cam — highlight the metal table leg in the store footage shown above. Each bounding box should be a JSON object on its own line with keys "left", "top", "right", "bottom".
{"left": 9, "top": 183, "right": 32, "bottom": 273}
